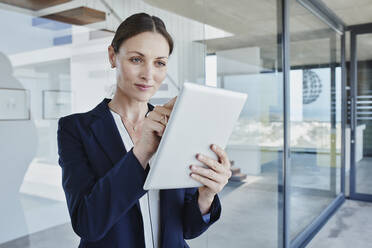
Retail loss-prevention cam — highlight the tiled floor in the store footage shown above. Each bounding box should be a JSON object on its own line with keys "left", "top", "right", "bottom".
{"left": 356, "top": 157, "right": 372, "bottom": 194}
{"left": 308, "top": 200, "right": 372, "bottom": 248}
{"left": 0, "top": 223, "right": 79, "bottom": 248}
{"left": 1, "top": 153, "right": 371, "bottom": 248}
{"left": 2, "top": 199, "right": 371, "bottom": 248}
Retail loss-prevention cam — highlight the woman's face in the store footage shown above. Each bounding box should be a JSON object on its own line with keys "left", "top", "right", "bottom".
{"left": 109, "top": 31, "right": 170, "bottom": 102}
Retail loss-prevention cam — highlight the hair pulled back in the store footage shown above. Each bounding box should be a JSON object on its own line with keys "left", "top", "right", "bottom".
{"left": 111, "top": 12, "right": 174, "bottom": 55}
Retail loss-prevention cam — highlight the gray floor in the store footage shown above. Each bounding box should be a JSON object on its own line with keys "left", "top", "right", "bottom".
{"left": 187, "top": 152, "right": 342, "bottom": 247}
{"left": 356, "top": 157, "right": 372, "bottom": 194}
{"left": 308, "top": 200, "right": 372, "bottom": 248}
{"left": 1, "top": 153, "right": 371, "bottom": 248}
{"left": 0, "top": 224, "right": 79, "bottom": 248}
{"left": 2, "top": 200, "right": 371, "bottom": 248}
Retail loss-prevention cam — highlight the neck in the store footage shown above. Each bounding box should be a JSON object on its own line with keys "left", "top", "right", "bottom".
{"left": 108, "top": 87, "right": 148, "bottom": 124}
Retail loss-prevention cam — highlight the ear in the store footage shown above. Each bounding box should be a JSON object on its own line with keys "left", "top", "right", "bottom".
{"left": 108, "top": 45, "right": 116, "bottom": 68}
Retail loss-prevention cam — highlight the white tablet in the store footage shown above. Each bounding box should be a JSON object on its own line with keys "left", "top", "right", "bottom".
{"left": 143, "top": 83, "right": 247, "bottom": 190}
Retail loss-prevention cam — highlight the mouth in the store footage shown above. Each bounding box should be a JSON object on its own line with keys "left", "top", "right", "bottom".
{"left": 135, "top": 83, "right": 153, "bottom": 91}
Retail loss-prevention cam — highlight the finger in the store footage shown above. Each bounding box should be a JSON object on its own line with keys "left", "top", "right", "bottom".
{"left": 153, "top": 106, "right": 172, "bottom": 118}
{"left": 146, "top": 110, "right": 168, "bottom": 126}
{"left": 190, "top": 173, "right": 221, "bottom": 192}
{"left": 146, "top": 118, "right": 165, "bottom": 136}
{"left": 211, "top": 144, "right": 230, "bottom": 168}
{"left": 162, "top": 96, "right": 177, "bottom": 110}
{"left": 196, "top": 153, "right": 224, "bottom": 174}
{"left": 190, "top": 165, "right": 225, "bottom": 183}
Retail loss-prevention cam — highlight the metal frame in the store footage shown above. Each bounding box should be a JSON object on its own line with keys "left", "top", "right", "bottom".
{"left": 291, "top": 195, "right": 345, "bottom": 247}
{"left": 341, "top": 31, "right": 347, "bottom": 196}
{"left": 297, "top": 0, "right": 345, "bottom": 35}
{"left": 349, "top": 23, "right": 372, "bottom": 202}
{"left": 330, "top": 32, "right": 337, "bottom": 195}
{"left": 290, "top": 31, "right": 347, "bottom": 247}
{"left": 278, "top": 0, "right": 290, "bottom": 247}
{"left": 347, "top": 22, "right": 372, "bottom": 32}
{"left": 282, "top": 1, "right": 347, "bottom": 247}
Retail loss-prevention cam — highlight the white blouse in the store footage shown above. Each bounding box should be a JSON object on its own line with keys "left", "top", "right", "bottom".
{"left": 110, "top": 110, "right": 160, "bottom": 248}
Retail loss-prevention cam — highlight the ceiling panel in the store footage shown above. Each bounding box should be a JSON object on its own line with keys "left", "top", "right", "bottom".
{"left": 0, "top": 0, "right": 72, "bottom": 10}
{"left": 322, "top": 0, "right": 372, "bottom": 25}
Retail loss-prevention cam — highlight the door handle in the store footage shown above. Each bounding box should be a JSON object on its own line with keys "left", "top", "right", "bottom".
{"left": 350, "top": 96, "right": 355, "bottom": 132}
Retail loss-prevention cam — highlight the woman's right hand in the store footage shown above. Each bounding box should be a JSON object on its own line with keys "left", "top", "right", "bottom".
{"left": 133, "top": 97, "right": 176, "bottom": 169}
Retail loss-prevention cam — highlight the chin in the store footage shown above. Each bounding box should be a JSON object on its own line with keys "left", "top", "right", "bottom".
{"left": 133, "top": 92, "right": 153, "bottom": 102}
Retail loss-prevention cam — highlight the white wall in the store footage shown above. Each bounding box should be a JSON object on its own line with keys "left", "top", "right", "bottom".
{"left": 0, "top": 0, "right": 207, "bottom": 244}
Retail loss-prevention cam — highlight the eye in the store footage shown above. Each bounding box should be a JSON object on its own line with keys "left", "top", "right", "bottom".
{"left": 156, "top": 61, "right": 166, "bottom": 67}
{"left": 130, "top": 57, "right": 142, "bottom": 63}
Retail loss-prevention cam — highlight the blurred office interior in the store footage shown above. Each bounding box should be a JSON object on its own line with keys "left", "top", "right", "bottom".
{"left": 0, "top": 0, "right": 372, "bottom": 247}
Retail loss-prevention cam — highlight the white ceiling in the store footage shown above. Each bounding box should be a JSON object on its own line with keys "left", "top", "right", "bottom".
{"left": 2, "top": 0, "right": 370, "bottom": 66}
{"left": 144, "top": 0, "right": 372, "bottom": 65}
{"left": 322, "top": 0, "right": 372, "bottom": 25}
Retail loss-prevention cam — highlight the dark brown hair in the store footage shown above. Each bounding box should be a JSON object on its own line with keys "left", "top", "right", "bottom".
{"left": 111, "top": 13, "right": 174, "bottom": 55}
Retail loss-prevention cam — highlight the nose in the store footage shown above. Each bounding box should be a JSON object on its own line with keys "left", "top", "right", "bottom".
{"left": 140, "top": 62, "right": 153, "bottom": 82}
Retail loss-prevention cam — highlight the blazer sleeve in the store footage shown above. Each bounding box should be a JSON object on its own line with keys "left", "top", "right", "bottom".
{"left": 57, "top": 116, "right": 148, "bottom": 242}
{"left": 183, "top": 188, "right": 221, "bottom": 239}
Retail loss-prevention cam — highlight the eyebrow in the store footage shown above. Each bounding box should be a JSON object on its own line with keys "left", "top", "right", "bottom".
{"left": 127, "top": 51, "right": 168, "bottom": 59}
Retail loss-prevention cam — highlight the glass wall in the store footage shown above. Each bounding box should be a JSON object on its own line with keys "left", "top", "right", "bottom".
{"left": 0, "top": 8, "right": 72, "bottom": 244}
{"left": 289, "top": 0, "right": 342, "bottom": 241}
{"left": 140, "top": 1, "right": 284, "bottom": 247}
{"left": 355, "top": 33, "right": 372, "bottom": 195}
{"left": 194, "top": 1, "right": 284, "bottom": 247}
{"left": 0, "top": 0, "right": 204, "bottom": 245}
{"left": 0, "top": 0, "right": 346, "bottom": 247}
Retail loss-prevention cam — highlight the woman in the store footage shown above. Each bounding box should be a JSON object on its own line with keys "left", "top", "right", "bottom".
{"left": 57, "top": 13, "right": 232, "bottom": 248}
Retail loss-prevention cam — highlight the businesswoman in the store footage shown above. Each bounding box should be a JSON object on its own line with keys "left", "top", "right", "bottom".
{"left": 57, "top": 12, "right": 232, "bottom": 248}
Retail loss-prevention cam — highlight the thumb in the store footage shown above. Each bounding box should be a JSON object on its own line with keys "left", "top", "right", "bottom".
{"left": 163, "top": 96, "right": 177, "bottom": 109}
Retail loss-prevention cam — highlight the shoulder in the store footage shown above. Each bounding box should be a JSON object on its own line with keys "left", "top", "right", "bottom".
{"left": 58, "top": 98, "right": 109, "bottom": 132}
{"left": 58, "top": 110, "right": 93, "bottom": 131}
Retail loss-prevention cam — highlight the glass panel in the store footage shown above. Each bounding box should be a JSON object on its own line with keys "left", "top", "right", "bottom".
{"left": 186, "top": 1, "right": 283, "bottom": 247}
{"left": 355, "top": 33, "right": 372, "bottom": 195}
{"left": 0, "top": 8, "right": 73, "bottom": 245}
{"left": 138, "top": 1, "right": 284, "bottom": 247}
{"left": 2, "top": 0, "right": 346, "bottom": 246}
{"left": 289, "top": 0, "right": 342, "bottom": 240}
{"left": 0, "top": 0, "right": 204, "bottom": 245}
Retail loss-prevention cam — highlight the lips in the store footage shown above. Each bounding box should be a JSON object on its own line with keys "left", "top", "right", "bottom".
{"left": 135, "top": 83, "right": 153, "bottom": 91}
{"left": 135, "top": 84, "right": 152, "bottom": 88}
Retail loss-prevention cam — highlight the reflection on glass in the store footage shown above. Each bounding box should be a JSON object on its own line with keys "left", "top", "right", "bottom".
{"left": 0, "top": 0, "right": 205, "bottom": 245}
{"left": 0, "top": 8, "right": 75, "bottom": 245}
{"left": 0, "top": 0, "right": 348, "bottom": 246}
{"left": 289, "top": 0, "right": 342, "bottom": 241}
{"left": 0, "top": 52, "right": 37, "bottom": 245}
{"left": 178, "top": 1, "right": 284, "bottom": 248}
{"left": 355, "top": 33, "right": 372, "bottom": 195}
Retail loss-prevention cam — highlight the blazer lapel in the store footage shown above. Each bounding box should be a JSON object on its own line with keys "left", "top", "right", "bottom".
{"left": 89, "top": 98, "right": 155, "bottom": 166}
{"left": 89, "top": 98, "right": 157, "bottom": 220}
{"left": 90, "top": 98, "right": 126, "bottom": 165}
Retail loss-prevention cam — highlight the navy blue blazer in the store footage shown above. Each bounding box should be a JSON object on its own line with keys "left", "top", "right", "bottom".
{"left": 57, "top": 98, "right": 221, "bottom": 248}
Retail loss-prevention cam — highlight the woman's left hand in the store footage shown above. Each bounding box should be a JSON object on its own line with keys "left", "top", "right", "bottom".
{"left": 190, "top": 144, "right": 232, "bottom": 214}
